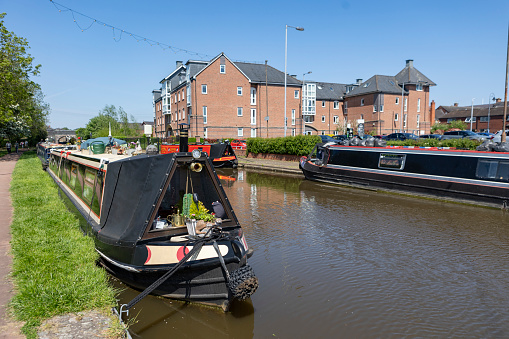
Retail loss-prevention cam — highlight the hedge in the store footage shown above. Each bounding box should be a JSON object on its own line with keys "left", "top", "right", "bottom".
{"left": 247, "top": 135, "right": 321, "bottom": 156}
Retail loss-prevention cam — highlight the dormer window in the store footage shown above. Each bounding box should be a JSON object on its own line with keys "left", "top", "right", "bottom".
{"left": 363, "top": 82, "right": 370, "bottom": 88}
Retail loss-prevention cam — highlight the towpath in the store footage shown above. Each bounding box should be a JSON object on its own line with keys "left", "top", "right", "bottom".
{"left": 0, "top": 151, "right": 24, "bottom": 338}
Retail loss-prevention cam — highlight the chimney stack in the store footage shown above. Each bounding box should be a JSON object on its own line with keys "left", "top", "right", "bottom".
{"left": 496, "top": 98, "right": 502, "bottom": 103}
{"left": 430, "top": 100, "right": 436, "bottom": 123}
{"left": 176, "top": 61, "right": 183, "bottom": 68}
{"left": 356, "top": 79, "right": 363, "bottom": 85}
{"left": 406, "top": 59, "right": 414, "bottom": 68}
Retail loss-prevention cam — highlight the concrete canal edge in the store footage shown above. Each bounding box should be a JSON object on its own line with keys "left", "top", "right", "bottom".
{"left": 235, "top": 151, "right": 304, "bottom": 176}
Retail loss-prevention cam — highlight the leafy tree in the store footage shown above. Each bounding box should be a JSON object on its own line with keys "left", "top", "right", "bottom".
{"left": 431, "top": 120, "right": 468, "bottom": 133}
{"left": 82, "top": 105, "right": 141, "bottom": 138}
{"left": 0, "top": 13, "right": 48, "bottom": 142}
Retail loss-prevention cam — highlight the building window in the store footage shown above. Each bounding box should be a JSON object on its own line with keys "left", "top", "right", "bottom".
{"left": 396, "top": 97, "right": 399, "bottom": 105}
{"left": 203, "top": 127, "right": 208, "bottom": 138}
{"left": 380, "top": 105, "right": 384, "bottom": 112}
{"left": 251, "top": 88, "right": 256, "bottom": 105}
{"left": 237, "top": 107, "right": 243, "bottom": 117}
{"left": 321, "top": 115, "right": 325, "bottom": 122}
{"left": 465, "top": 117, "right": 477, "bottom": 123}
{"left": 203, "top": 106, "right": 207, "bottom": 124}
{"left": 251, "top": 108, "right": 256, "bottom": 125}
{"left": 291, "top": 128, "right": 296, "bottom": 136}
{"left": 322, "top": 101, "right": 325, "bottom": 107}
{"left": 303, "top": 115, "right": 315, "bottom": 123}
{"left": 361, "top": 98, "right": 365, "bottom": 106}
{"left": 291, "top": 109, "right": 296, "bottom": 125}
{"left": 447, "top": 118, "right": 454, "bottom": 123}
{"left": 361, "top": 114, "right": 364, "bottom": 120}
{"left": 333, "top": 116, "right": 339, "bottom": 124}
{"left": 480, "top": 116, "right": 489, "bottom": 122}
{"left": 237, "top": 87, "right": 243, "bottom": 96}
{"left": 403, "top": 114, "right": 407, "bottom": 128}
{"left": 201, "top": 84, "right": 207, "bottom": 94}
{"left": 404, "top": 98, "right": 408, "bottom": 112}
{"left": 417, "top": 98, "right": 421, "bottom": 112}
{"left": 333, "top": 101, "right": 339, "bottom": 109}
{"left": 373, "top": 105, "right": 377, "bottom": 113}
{"left": 178, "top": 92, "right": 180, "bottom": 101}
{"left": 395, "top": 113, "right": 399, "bottom": 121}
{"left": 220, "top": 64, "right": 225, "bottom": 74}
{"left": 238, "top": 128, "right": 243, "bottom": 137}
{"left": 183, "top": 109, "right": 185, "bottom": 121}
{"left": 417, "top": 114, "right": 420, "bottom": 128}
{"left": 416, "top": 83, "right": 423, "bottom": 91}
{"left": 294, "top": 90, "right": 299, "bottom": 99}
{"left": 251, "top": 128, "right": 256, "bottom": 137}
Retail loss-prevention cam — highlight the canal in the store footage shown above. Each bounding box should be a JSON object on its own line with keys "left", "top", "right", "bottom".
{"left": 118, "top": 168, "right": 509, "bottom": 338}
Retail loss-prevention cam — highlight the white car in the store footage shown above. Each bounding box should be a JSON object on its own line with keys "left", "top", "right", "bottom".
{"left": 490, "top": 130, "right": 509, "bottom": 143}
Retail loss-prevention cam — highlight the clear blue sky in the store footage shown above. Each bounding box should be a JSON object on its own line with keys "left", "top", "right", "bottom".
{"left": 2, "top": 0, "right": 509, "bottom": 129}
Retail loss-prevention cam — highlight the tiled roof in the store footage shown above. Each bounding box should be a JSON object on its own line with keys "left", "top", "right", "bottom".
{"left": 314, "top": 82, "right": 347, "bottom": 100}
{"left": 345, "top": 75, "right": 402, "bottom": 97}
{"left": 394, "top": 61, "right": 436, "bottom": 86}
{"left": 235, "top": 62, "right": 302, "bottom": 86}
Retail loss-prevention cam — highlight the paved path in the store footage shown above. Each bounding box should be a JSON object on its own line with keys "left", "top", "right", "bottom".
{"left": 0, "top": 151, "right": 24, "bottom": 338}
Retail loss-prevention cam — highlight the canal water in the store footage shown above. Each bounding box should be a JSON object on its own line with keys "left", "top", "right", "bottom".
{"left": 118, "top": 168, "right": 509, "bottom": 338}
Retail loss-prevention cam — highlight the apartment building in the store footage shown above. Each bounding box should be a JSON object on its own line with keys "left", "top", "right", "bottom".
{"left": 153, "top": 57, "right": 435, "bottom": 138}
{"left": 343, "top": 60, "right": 435, "bottom": 135}
{"left": 436, "top": 99, "right": 508, "bottom": 133}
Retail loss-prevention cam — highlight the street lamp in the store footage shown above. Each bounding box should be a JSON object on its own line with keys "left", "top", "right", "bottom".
{"left": 284, "top": 24, "right": 304, "bottom": 137}
{"left": 302, "top": 71, "right": 311, "bottom": 135}
{"left": 488, "top": 93, "right": 495, "bottom": 133}
{"left": 470, "top": 98, "right": 475, "bottom": 131}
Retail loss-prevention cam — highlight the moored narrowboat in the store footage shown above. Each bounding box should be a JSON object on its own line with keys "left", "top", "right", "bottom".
{"left": 43, "top": 129, "right": 257, "bottom": 311}
{"left": 300, "top": 143, "right": 509, "bottom": 209}
{"left": 37, "top": 141, "right": 77, "bottom": 169}
{"left": 161, "top": 141, "right": 238, "bottom": 168}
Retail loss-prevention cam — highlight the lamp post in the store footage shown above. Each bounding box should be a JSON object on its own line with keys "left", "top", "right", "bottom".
{"left": 470, "top": 98, "right": 475, "bottom": 131}
{"left": 302, "top": 71, "right": 311, "bottom": 135}
{"left": 488, "top": 93, "right": 495, "bottom": 133}
{"left": 284, "top": 24, "right": 304, "bottom": 137}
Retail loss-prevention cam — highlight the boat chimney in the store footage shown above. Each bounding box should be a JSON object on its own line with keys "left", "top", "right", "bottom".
{"left": 179, "top": 123, "right": 189, "bottom": 153}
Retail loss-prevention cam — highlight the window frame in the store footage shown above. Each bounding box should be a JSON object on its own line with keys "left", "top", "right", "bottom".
{"left": 201, "top": 84, "right": 207, "bottom": 94}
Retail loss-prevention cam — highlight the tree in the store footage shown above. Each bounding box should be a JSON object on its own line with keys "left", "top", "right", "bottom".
{"left": 0, "top": 13, "right": 48, "bottom": 142}
{"left": 82, "top": 105, "right": 141, "bottom": 139}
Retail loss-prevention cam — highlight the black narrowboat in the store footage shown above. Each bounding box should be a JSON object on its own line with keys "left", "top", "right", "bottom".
{"left": 37, "top": 141, "right": 77, "bottom": 169}
{"left": 43, "top": 131, "right": 258, "bottom": 311}
{"left": 300, "top": 143, "right": 509, "bottom": 209}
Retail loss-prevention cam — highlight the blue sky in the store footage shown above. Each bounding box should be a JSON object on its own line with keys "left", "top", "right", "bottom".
{"left": 2, "top": 0, "right": 509, "bottom": 129}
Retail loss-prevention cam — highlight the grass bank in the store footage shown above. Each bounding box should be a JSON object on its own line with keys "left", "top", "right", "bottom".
{"left": 9, "top": 152, "right": 118, "bottom": 338}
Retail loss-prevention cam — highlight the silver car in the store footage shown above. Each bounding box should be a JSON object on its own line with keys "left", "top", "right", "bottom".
{"left": 490, "top": 130, "right": 509, "bottom": 143}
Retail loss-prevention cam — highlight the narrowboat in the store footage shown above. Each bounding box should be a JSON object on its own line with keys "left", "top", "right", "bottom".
{"left": 161, "top": 141, "right": 238, "bottom": 168}
{"left": 37, "top": 141, "right": 77, "bottom": 169}
{"left": 300, "top": 143, "right": 509, "bottom": 209}
{"left": 43, "top": 129, "right": 258, "bottom": 311}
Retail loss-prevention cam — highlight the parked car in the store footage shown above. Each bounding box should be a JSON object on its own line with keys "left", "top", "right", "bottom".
{"left": 319, "top": 135, "right": 338, "bottom": 143}
{"left": 419, "top": 134, "right": 442, "bottom": 139}
{"left": 385, "top": 133, "right": 419, "bottom": 141}
{"left": 490, "top": 130, "right": 509, "bottom": 143}
{"left": 477, "top": 132, "right": 494, "bottom": 138}
{"left": 230, "top": 139, "right": 247, "bottom": 149}
{"left": 441, "top": 130, "right": 486, "bottom": 141}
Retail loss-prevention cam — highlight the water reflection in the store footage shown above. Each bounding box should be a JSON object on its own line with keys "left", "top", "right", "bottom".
{"left": 116, "top": 168, "right": 509, "bottom": 338}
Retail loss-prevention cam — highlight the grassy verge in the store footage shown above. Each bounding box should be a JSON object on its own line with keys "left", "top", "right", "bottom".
{"left": 9, "top": 152, "right": 118, "bottom": 338}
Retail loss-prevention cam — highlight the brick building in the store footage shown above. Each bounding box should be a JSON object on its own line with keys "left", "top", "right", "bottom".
{"left": 343, "top": 60, "right": 435, "bottom": 135}
{"left": 153, "top": 56, "right": 436, "bottom": 138}
{"left": 435, "top": 99, "right": 509, "bottom": 133}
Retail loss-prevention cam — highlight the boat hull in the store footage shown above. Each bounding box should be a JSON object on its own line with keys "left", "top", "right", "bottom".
{"left": 300, "top": 146, "right": 509, "bottom": 209}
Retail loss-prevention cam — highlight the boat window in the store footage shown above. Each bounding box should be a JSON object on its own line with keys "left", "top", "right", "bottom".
{"left": 69, "top": 164, "right": 78, "bottom": 189}
{"left": 496, "top": 161, "right": 509, "bottom": 181}
{"left": 378, "top": 153, "right": 406, "bottom": 170}
{"left": 82, "top": 169, "right": 96, "bottom": 205}
{"left": 476, "top": 160, "right": 499, "bottom": 179}
{"left": 476, "top": 160, "right": 509, "bottom": 182}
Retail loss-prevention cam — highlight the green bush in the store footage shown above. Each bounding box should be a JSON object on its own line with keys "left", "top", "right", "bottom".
{"left": 247, "top": 135, "right": 321, "bottom": 156}
{"left": 387, "top": 138, "right": 481, "bottom": 150}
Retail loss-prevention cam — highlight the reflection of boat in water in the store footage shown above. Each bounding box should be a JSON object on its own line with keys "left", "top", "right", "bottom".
{"left": 161, "top": 141, "right": 238, "bottom": 168}
{"left": 42, "top": 126, "right": 258, "bottom": 311}
{"left": 300, "top": 143, "right": 509, "bottom": 208}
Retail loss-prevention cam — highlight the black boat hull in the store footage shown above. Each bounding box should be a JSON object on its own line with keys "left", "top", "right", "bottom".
{"left": 300, "top": 148, "right": 509, "bottom": 209}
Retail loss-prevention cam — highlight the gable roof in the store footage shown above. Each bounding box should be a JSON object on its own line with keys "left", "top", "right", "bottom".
{"left": 345, "top": 75, "right": 402, "bottom": 97}
{"left": 314, "top": 82, "right": 347, "bottom": 100}
{"left": 235, "top": 62, "right": 302, "bottom": 86}
{"left": 394, "top": 59, "right": 436, "bottom": 86}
